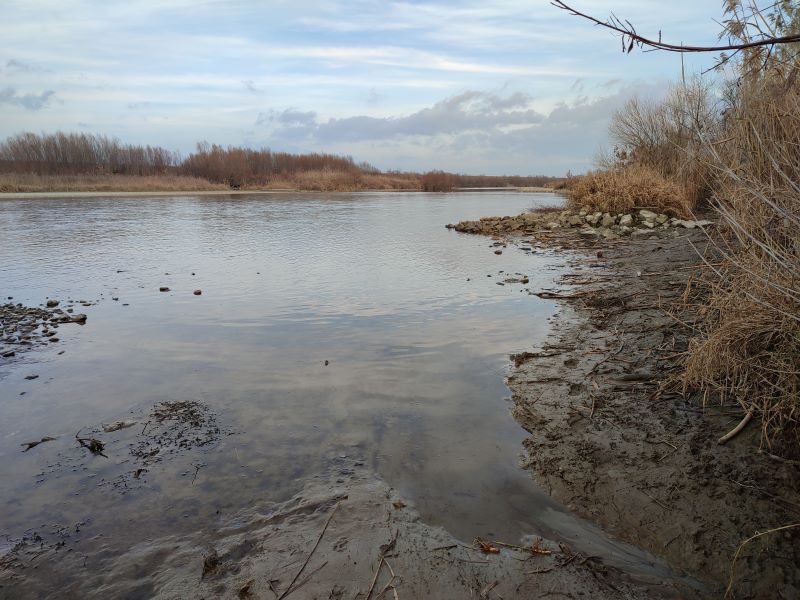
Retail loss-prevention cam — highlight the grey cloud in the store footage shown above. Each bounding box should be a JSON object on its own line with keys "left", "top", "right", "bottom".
{"left": 0, "top": 87, "right": 56, "bottom": 110}
{"left": 569, "top": 78, "right": 584, "bottom": 92}
{"left": 251, "top": 84, "right": 670, "bottom": 175}
{"left": 253, "top": 91, "right": 544, "bottom": 143}
{"left": 6, "top": 59, "right": 34, "bottom": 71}
{"left": 242, "top": 79, "right": 263, "bottom": 93}
{"left": 256, "top": 108, "right": 318, "bottom": 127}
{"left": 366, "top": 87, "right": 382, "bottom": 105}
{"left": 281, "top": 91, "right": 545, "bottom": 144}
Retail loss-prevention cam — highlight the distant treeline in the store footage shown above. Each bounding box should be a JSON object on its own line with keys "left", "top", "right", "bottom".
{"left": 0, "top": 132, "right": 564, "bottom": 190}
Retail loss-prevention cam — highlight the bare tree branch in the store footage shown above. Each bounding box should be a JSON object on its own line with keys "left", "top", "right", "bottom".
{"left": 552, "top": 1, "right": 800, "bottom": 53}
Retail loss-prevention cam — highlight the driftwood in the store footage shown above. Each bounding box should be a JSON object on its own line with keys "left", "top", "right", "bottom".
{"left": 718, "top": 410, "right": 753, "bottom": 445}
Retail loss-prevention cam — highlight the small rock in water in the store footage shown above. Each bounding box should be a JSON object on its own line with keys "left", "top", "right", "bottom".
{"left": 46, "top": 299, "right": 59, "bottom": 308}
{"left": 159, "top": 287, "right": 170, "bottom": 292}
{"left": 494, "top": 250, "right": 502, "bottom": 255}
{"left": 324, "top": 360, "right": 329, "bottom": 366}
{"left": 193, "top": 290, "right": 202, "bottom": 296}
{"left": 24, "top": 374, "right": 38, "bottom": 380}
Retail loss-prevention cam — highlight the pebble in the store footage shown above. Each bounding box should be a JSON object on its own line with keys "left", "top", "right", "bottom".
{"left": 193, "top": 290, "right": 202, "bottom": 296}
{"left": 159, "top": 287, "right": 170, "bottom": 292}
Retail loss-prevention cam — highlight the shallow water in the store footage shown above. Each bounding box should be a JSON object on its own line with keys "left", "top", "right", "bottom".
{"left": 0, "top": 191, "right": 679, "bottom": 584}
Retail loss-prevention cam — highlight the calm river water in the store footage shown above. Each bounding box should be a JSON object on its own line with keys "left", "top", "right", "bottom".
{"left": 0, "top": 191, "right": 675, "bottom": 583}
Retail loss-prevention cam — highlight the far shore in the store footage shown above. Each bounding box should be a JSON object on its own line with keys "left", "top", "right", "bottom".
{"left": 0, "top": 186, "right": 558, "bottom": 199}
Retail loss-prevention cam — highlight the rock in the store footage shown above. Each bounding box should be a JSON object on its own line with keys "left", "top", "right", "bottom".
{"left": 159, "top": 287, "right": 170, "bottom": 292}
{"left": 641, "top": 221, "right": 655, "bottom": 229}
{"left": 494, "top": 250, "right": 502, "bottom": 255}
{"left": 70, "top": 314, "right": 87, "bottom": 324}
{"left": 567, "top": 215, "right": 583, "bottom": 226}
{"left": 656, "top": 214, "right": 669, "bottom": 224}
{"left": 546, "top": 222, "right": 560, "bottom": 229}
{"left": 585, "top": 213, "right": 600, "bottom": 225}
{"left": 600, "top": 214, "right": 616, "bottom": 228}
{"left": 579, "top": 227, "right": 599, "bottom": 238}
{"left": 46, "top": 299, "right": 59, "bottom": 308}
{"left": 639, "top": 209, "right": 658, "bottom": 222}
{"left": 619, "top": 214, "right": 633, "bottom": 227}
{"left": 24, "top": 374, "right": 38, "bottom": 380}
{"left": 193, "top": 290, "right": 202, "bottom": 296}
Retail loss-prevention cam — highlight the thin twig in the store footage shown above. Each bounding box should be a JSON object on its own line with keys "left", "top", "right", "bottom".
{"left": 277, "top": 502, "right": 340, "bottom": 600}
{"left": 725, "top": 523, "right": 800, "bottom": 598}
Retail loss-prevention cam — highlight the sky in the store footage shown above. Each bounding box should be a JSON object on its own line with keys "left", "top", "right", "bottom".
{"left": 0, "top": 1, "right": 726, "bottom": 175}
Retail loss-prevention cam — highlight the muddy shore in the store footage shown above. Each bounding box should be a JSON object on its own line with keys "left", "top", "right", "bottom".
{"left": 453, "top": 210, "right": 800, "bottom": 598}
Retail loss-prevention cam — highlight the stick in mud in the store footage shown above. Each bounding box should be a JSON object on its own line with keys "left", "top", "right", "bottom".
{"left": 277, "top": 501, "right": 340, "bottom": 600}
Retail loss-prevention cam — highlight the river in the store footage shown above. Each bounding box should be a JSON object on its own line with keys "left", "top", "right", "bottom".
{"left": 0, "top": 191, "right": 675, "bottom": 588}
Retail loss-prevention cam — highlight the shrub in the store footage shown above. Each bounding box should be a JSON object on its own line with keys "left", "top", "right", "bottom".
{"left": 566, "top": 164, "right": 693, "bottom": 217}
{"left": 421, "top": 170, "right": 457, "bottom": 192}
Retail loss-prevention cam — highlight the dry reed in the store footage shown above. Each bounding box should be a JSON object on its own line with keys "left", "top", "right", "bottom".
{"left": 682, "top": 76, "right": 800, "bottom": 450}
{"left": 566, "top": 164, "right": 693, "bottom": 217}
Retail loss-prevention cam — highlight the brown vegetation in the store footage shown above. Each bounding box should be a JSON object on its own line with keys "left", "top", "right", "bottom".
{"left": 0, "top": 132, "right": 563, "bottom": 193}
{"left": 682, "top": 64, "right": 800, "bottom": 450}
{"left": 567, "top": 1, "right": 800, "bottom": 453}
{"left": 0, "top": 173, "right": 228, "bottom": 193}
{"left": 421, "top": 170, "right": 457, "bottom": 192}
{"left": 0, "top": 132, "right": 178, "bottom": 176}
{"left": 566, "top": 165, "right": 692, "bottom": 218}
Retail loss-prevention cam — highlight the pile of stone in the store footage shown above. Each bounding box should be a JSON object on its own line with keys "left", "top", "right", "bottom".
{"left": 447, "top": 208, "right": 713, "bottom": 240}
{"left": 1, "top": 301, "right": 88, "bottom": 358}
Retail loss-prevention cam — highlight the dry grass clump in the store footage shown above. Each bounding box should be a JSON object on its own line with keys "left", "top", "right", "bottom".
{"left": 566, "top": 165, "right": 693, "bottom": 217}
{"left": 684, "top": 265, "right": 800, "bottom": 447}
{"left": 682, "top": 74, "right": 800, "bottom": 450}
{"left": 0, "top": 173, "right": 228, "bottom": 193}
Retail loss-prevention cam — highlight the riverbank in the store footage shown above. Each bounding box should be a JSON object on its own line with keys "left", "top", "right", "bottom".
{"left": 451, "top": 209, "right": 800, "bottom": 598}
